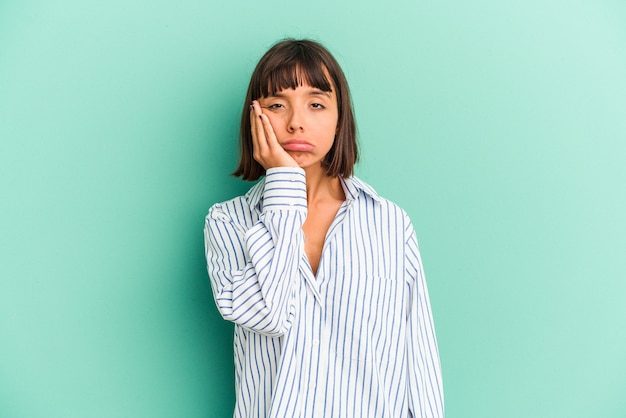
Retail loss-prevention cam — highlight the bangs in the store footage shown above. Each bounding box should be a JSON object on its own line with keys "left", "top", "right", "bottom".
{"left": 256, "top": 56, "right": 333, "bottom": 98}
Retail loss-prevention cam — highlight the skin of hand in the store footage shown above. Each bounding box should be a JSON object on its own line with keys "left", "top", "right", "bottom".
{"left": 250, "top": 100, "right": 299, "bottom": 170}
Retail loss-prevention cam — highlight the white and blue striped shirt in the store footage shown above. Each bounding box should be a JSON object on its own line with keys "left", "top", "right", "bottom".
{"left": 204, "top": 167, "right": 443, "bottom": 418}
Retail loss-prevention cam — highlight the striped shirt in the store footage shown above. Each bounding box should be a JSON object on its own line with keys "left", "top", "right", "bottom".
{"left": 204, "top": 167, "right": 443, "bottom": 418}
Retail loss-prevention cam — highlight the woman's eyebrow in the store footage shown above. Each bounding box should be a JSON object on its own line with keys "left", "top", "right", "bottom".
{"left": 308, "top": 89, "right": 332, "bottom": 97}
{"left": 266, "top": 89, "right": 331, "bottom": 99}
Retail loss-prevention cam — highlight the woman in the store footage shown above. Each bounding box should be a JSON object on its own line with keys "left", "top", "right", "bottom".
{"left": 204, "top": 39, "right": 443, "bottom": 418}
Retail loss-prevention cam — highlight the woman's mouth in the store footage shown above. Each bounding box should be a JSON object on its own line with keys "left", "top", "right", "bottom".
{"left": 282, "top": 139, "right": 314, "bottom": 152}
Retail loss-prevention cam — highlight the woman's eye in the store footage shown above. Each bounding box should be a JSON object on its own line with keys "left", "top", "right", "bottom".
{"left": 311, "top": 103, "right": 325, "bottom": 109}
{"left": 267, "top": 103, "right": 284, "bottom": 109}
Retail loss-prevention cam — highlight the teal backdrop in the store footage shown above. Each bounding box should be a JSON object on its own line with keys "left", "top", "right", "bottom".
{"left": 1, "top": 0, "right": 625, "bottom": 417}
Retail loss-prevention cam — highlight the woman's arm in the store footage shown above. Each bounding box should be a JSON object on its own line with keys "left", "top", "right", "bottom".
{"left": 204, "top": 168, "right": 307, "bottom": 337}
{"left": 404, "top": 215, "right": 445, "bottom": 417}
{"left": 204, "top": 99, "right": 303, "bottom": 336}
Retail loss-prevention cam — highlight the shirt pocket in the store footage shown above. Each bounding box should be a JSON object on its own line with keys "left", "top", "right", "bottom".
{"left": 330, "top": 275, "right": 404, "bottom": 364}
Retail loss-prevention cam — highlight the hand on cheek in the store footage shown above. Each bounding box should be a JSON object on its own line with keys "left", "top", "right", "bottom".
{"left": 250, "top": 101, "right": 299, "bottom": 170}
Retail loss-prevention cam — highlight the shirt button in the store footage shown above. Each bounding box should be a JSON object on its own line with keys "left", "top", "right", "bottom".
{"left": 312, "top": 339, "right": 319, "bottom": 346}
{"left": 309, "top": 382, "right": 316, "bottom": 390}
{"left": 288, "top": 201, "right": 295, "bottom": 206}
{"left": 289, "top": 174, "right": 298, "bottom": 181}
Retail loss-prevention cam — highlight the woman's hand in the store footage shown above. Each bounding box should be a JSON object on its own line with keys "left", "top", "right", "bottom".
{"left": 250, "top": 100, "right": 299, "bottom": 170}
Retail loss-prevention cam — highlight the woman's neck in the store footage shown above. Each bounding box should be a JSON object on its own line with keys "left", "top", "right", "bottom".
{"left": 304, "top": 165, "right": 345, "bottom": 204}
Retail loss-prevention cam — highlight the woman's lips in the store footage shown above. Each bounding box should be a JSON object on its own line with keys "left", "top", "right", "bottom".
{"left": 282, "top": 140, "right": 314, "bottom": 152}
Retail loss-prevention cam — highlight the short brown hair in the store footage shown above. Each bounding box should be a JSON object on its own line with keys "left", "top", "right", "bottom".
{"left": 233, "top": 39, "right": 358, "bottom": 181}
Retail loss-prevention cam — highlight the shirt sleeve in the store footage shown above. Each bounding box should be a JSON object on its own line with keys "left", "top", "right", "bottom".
{"left": 204, "top": 167, "right": 307, "bottom": 337}
{"left": 404, "top": 214, "right": 445, "bottom": 417}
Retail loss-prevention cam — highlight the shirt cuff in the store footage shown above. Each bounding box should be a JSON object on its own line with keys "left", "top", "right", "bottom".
{"left": 262, "top": 168, "right": 307, "bottom": 212}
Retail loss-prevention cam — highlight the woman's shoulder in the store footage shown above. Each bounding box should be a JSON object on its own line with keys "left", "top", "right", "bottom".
{"left": 347, "top": 176, "right": 418, "bottom": 245}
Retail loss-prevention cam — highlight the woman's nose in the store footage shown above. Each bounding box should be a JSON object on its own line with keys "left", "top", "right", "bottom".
{"left": 287, "top": 108, "right": 304, "bottom": 133}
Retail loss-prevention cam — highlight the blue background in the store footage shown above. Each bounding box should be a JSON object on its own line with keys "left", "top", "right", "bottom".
{"left": 1, "top": 1, "right": 625, "bottom": 416}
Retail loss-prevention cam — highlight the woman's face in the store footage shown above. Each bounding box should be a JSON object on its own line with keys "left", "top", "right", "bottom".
{"left": 257, "top": 83, "right": 338, "bottom": 172}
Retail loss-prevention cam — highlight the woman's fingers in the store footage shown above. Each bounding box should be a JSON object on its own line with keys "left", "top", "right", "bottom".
{"left": 260, "top": 113, "right": 280, "bottom": 150}
{"left": 251, "top": 102, "right": 268, "bottom": 158}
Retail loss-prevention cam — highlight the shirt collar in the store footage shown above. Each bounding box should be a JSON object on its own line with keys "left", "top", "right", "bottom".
{"left": 246, "top": 175, "right": 382, "bottom": 213}
{"left": 340, "top": 176, "right": 382, "bottom": 204}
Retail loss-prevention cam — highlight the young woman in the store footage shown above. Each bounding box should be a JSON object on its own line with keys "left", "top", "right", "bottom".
{"left": 204, "top": 39, "right": 443, "bottom": 418}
